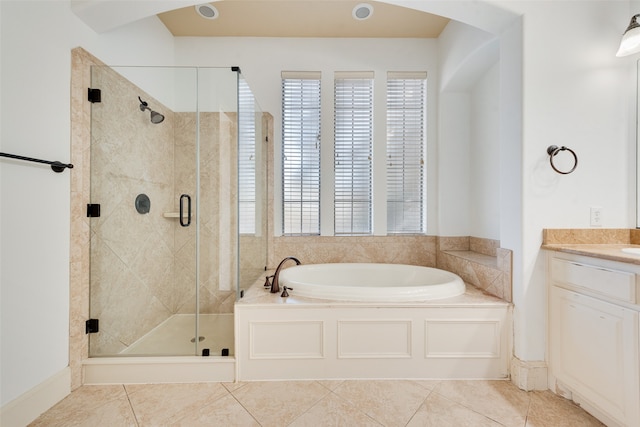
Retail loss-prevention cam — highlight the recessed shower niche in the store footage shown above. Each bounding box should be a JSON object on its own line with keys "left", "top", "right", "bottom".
{"left": 88, "top": 65, "right": 268, "bottom": 357}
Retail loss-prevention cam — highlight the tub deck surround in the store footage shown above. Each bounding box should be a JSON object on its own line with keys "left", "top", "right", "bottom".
{"left": 236, "top": 275, "right": 511, "bottom": 381}
{"left": 267, "top": 235, "right": 513, "bottom": 302}
{"left": 240, "top": 269, "right": 505, "bottom": 307}
{"left": 437, "top": 236, "right": 513, "bottom": 302}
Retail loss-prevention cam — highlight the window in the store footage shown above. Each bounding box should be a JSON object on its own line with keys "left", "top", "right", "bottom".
{"left": 386, "top": 72, "right": 427, "bottom": 234}
{"left": 280, "top": 70, "right": 427, "bottom": 236}
{"left": 281, "top": 72, "right": 321, "bottom": 235}
{"left": 238, "top": 77, "right": 256, "bottom": 234}
{"left": 334, "top": 72, "right": 373, "bottom": 235}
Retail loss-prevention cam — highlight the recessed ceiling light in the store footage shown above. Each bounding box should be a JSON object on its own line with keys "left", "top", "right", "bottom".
{"left": 352, "top": 3, "right": 373, "bottom": 21}
{"left": 195, "top": 3, "right": 219, "bottom": 20}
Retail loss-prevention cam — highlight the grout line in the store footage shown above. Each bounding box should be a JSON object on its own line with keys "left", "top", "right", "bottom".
{"left": 122, "top": 384, "right": 141, "bottom": 426}
{"left": 283, "top": 381, "right": 335, "bottom": 426}
{"left": 227, "top": 387, "right": 265, "bottom": 426}
{"left": 403, "top": 387, "right": 432, "bottom": 427}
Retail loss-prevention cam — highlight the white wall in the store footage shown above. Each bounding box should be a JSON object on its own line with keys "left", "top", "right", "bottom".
{"left": 175, "top": 37, "right": 440, "bottom": 235}
{"left": 433, "top": 0, "right": 633, "bottom": 363}
{"left": 437, "top": 91, "right": 471, "bottom": 236}
{"left": 437, "top": 20, "right": 500, "bottom": 238}
{"left": 501, "top": 0, "right": 633, "bottom": 361}
{"left": 470, "top": 63, "right": 500, "bottom": 239}
{"left": 0, "top": 1, "right": 175, "bottom": 407}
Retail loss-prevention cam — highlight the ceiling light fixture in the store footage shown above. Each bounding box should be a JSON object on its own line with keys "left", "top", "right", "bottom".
{"left": 352, "top": 3, "right": 373, "bottom": 21}
{"left": 617, "top": 14, "right": 640, "bottom": 57}
{"left": 195, "top": 3, "right": 219, "bottom": 20}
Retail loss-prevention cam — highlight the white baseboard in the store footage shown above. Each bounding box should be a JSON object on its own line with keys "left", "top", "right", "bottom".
{"left": 510, "top": 356, "right": 547, "bottom": 391}
{"left": 0, "top": 367, "right": 71, "bottom": 427}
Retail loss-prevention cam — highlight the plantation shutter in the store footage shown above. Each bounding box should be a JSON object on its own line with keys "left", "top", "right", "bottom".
{"left": 386, "top": 72, "right": 427, "bottom": 234}
{"left": 334, "top": 72, "right": 373, "bottom": 235}
{"left": 238, "top": 77, "right": 256, "bottom": 234}
{"left": 281, "top": 71, "right": 321, "bottom": 235}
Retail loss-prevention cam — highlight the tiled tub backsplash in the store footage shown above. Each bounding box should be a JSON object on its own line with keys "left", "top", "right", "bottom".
{"left": 268, "top": 235, "right": 437, "bottom": 268}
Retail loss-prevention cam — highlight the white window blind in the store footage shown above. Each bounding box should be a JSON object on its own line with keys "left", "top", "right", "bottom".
{"left": 238, "top": 77, "right": 256, "bottom": 234}
{"left": 334, "top": 72, "right": 373, "bottom": 235}
{"left": 281, "top": 72, "right": 321, "bottom": 235}
{"left": 386, "top": 72, "right": 427, "bottom": 234}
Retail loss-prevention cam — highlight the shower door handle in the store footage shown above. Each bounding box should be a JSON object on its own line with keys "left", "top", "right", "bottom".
{"left": 179, "top": 194, "right": 191, "bottom": 227}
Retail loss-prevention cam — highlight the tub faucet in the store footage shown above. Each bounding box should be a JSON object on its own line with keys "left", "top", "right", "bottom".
{"left": 268, "top": 256, "right": 301, "bottom": 294}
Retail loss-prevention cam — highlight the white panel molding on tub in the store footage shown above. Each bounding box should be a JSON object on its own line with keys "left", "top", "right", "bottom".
{"left": 249, "top": 321, "right": 325, "bottom": 359}
{"left": 424, "top": 319, "right": 501, "bottom": 359}
{"left": 337, "top": 319, "right": 412, "bottom": 359}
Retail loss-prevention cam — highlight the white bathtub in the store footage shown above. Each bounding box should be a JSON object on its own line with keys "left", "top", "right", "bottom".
{"left": 278, "top": 263, "right": 465, "bottom": 302}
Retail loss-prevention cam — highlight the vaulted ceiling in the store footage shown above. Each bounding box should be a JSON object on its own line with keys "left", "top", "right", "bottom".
{"left": 158, "top": 1, "right": 450, "bottom": 38}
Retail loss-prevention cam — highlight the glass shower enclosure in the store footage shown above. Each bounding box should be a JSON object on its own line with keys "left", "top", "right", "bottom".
{"left": 88, "top": 66, "right": 267, "bottom": 357}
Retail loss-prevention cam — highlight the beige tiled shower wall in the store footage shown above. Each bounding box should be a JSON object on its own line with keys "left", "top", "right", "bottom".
{"left": 173, "top": 112, "right": 237, "bottom": 316}
{"left": 70, "top": 47, "right": 96, "bottom": 390}
{"left": 71, "top": 48, "right": 240, "bottom": 370}
{"left": 88, "top": 64, "right": 177, "bottom": 356}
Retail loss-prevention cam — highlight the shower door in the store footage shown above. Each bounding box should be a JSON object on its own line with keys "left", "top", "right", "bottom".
{"left": 88, "top": 66, "right": 240, "bottom": 357}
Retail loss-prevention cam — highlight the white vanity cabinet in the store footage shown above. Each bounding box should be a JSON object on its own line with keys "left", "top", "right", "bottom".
{"left": 548, "top": 252, "right": 640, "bottom": 427}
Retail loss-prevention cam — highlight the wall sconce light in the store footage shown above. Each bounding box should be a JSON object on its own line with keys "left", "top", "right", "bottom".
{"left": 617, "top": 14, "right": 640, "bottom": 57}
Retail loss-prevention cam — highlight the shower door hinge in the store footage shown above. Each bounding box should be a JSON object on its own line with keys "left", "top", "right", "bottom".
{"left": 87, "top": 88, "right": 101, "bottom": 103}
{"left": 86, "top": 204, "right": 101, "bottom": 218}
{"left": 231, "top": 66, "right": 241, "bottom": 73}
{"left": 85, "top": 319, "right": 99, "bottom": 334}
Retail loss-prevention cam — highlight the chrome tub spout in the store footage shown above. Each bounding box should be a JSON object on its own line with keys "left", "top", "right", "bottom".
{"left": 270, "top": 256, "right": 301, "bottom": 293}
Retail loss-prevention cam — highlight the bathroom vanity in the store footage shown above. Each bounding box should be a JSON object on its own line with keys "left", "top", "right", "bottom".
{"left": 545, "top": 247, "right": 640, "bottom": 427}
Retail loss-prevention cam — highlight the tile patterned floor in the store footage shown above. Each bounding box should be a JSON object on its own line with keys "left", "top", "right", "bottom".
{"left": 30, "top": 380, "right": 605, "bottom": 426}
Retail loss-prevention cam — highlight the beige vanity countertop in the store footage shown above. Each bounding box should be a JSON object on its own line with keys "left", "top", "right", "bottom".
{"left": 542, "top": 243, "right": 640, "bottom": 265}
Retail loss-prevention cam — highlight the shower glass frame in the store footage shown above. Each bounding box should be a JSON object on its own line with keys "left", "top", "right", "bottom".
{"left": 87, "top": 65, "right": 265, "bottom": 357}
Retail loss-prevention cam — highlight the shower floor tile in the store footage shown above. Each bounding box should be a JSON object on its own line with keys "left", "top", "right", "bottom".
{"left": 120, "top": 314, "right": 234, "bottom": 356}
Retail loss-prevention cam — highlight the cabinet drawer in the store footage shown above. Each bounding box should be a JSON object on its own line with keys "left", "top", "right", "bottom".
{"left": 551, "top": 258, "right": 636, "bottom": 303}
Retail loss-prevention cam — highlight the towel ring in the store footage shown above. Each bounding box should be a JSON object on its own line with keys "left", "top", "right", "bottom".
{"left": 547, "top": 145, "right": 577, "bottom": 174}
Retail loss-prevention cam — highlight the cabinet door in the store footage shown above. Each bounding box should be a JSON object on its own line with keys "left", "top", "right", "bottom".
{"left": 550, "top": 286, "right": 639, "bottom": 426}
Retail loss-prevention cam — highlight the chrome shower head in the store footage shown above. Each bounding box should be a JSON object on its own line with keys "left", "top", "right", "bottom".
{"left": 138, "top": 96, "right": 164, "bottom": 124}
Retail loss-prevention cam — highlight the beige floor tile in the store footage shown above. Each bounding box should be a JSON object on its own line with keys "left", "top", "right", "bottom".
{"left": 434, "top": 380, "right": 530, "bottom": 427}
{"left": 410, "top": 380, "right": 441, "bottom": 391}
{"left": 231, "top": 380, "right": 330, "bottom": 427}
{"left": 406, "top": 392, "right": 503, "bottom": 427}
{"left": 222, "top": 381, "right": 248, "bottom": 392}
{"left": 171, "top": 393, "right": 260, "bottom": 426}
{"left": 332, "top": 380, "right": 430, "bottom": 427}
{"left": 317, "top": 379, "right": 345, "bottom": 391}
{"left": 29, "top": 380, "right": 608, "bottom": 427}
{"left": 29, "top": 392, "right": 136, "bottom": 427}
{"left": 289, "top": 392, "right": 382, "bottom": 426}
{"left": 125, "top": 382, "right": 229, "bottom": 426}
{"left": 525, "top": 391, "right": 605, "bottom": 427}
